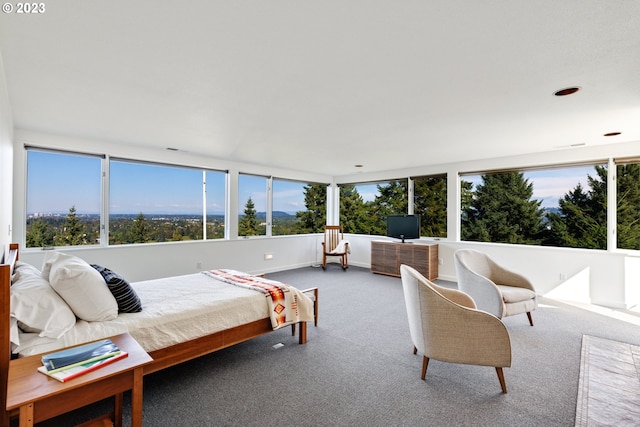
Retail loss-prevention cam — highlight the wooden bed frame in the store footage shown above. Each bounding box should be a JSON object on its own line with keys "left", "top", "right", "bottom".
{"left": 1, "top": 243, "right": 317, "bottom": 425}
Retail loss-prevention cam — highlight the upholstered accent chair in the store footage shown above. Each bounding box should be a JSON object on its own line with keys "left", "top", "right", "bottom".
{"left": 400, "top": 264, "right": 512, "bottom": 393}
{"left": 321, "top": 225, "right": 349, "bottom": 270}
{"left": 454, "top": 249, "right": 537, "bottom": 326}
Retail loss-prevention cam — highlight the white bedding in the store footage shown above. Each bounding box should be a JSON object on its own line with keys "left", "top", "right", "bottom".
{"left": 16, "top": 272, "right": 295, "bottom": 357}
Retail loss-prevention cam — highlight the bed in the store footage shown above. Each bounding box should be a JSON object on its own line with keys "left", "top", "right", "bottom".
{"left": 1, "top": 244, "right": 317, "bottom": 424}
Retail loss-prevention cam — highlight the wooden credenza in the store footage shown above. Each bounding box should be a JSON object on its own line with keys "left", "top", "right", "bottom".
{"left": 371, "top": 240, "right": 439, "bottom": 280}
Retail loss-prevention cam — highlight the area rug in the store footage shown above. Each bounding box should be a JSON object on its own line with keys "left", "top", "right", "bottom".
{"left": 575, "top": 335, "right": 640, "bottom": 426}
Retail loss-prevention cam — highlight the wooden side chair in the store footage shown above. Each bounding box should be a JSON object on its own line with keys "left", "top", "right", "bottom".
{"left": 321, "top": 225, "right": 349, "bottom": 270}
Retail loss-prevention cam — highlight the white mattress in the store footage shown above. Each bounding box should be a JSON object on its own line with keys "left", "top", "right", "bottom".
{"left": 16, "top": 272, "right": 270, "bottom": 356}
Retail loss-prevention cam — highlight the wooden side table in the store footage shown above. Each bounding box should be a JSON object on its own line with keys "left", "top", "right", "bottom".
{"left": 6, "top": 333, "right": 152, "bottom": 427}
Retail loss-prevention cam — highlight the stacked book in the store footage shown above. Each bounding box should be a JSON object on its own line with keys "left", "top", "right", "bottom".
{"left": 38, "top": 339, "right": 128, "bottom": 382}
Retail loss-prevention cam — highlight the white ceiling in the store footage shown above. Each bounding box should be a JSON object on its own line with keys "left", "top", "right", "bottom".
{"left": 1, "top": 1, "right": 639, "bottom": 177}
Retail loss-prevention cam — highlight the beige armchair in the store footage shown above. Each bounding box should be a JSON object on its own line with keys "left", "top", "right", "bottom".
{"left": 400, "top": 264, "right": 512, "bottom": 393}
{"left": 454, "top": 249, "right": 537, "bottom": 326}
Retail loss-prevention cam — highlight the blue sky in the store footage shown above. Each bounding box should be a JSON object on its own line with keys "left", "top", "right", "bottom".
{"left": 27, "top": 151, "right": 305, "bottom": 215}
{"left": 27, "top": 150, "right": 601, "bottom": 215}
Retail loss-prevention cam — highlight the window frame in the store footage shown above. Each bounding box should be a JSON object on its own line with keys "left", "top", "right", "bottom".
{"left": 25, "top": 146, "right": 104, "bottom": 248}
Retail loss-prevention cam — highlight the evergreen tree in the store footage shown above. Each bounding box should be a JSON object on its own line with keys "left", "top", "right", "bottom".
{"left": 545, "top": 166, "right": 607, "bottom": 249}
{"left": 54, "top": 206, "right": 86, "bottom": 246}
{"left": 616, "top": 163, "right": 640, "bottom": 250}
{"left": 130, "top": 212, "right": 151, "bottom": 243}
{"left": 239, "top": 197, "right": 259, "bottom": 236}
{"left": 414, "top": 176, "right": 447, "bottom": 238}
{"left": 26, "top": 217, "right": 55, "bottom": 248}
{"left": 369, "top": 181, "right": 408, "bottom": 235}
{"left": 296, "top": 184, "right": 327, "bottom": 233}
{"left": 460, "top": 179, "right": 474, "bottom": 224}
{"left": 462, "top": 172, "right": 545, "bottom": 244}
{"left": 339, "top": 185, "right": 369, "bottom": 234}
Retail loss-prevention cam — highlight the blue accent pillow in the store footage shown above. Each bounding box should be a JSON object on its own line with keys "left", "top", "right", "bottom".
{"left": 90, "top": 264, "right": 143, "bottom": 313}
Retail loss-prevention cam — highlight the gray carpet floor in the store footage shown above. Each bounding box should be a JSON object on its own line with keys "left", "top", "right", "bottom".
{"left": 35, "top": 265, "right": 640, "bottom": 426}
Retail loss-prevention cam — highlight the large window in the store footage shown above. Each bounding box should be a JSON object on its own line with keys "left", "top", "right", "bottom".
{"left": 340, "top": 180, "right": 408, "bottom": 235}
{"left": 26, "top": 146, "right": 637, "bottom": 252}
{"left": 272, "top": 179, "right": 326, "bottom": 235}
{"left": 238, "top": 175, "right": 326, "bottom": 236}
{"left": 238, "top": 174, "right": 267, "bottom": 237}
{"left": 339, "top": 177, "right": 446, "bottom": 238}
{"left": 26, "top": 149, "right": 102, "bottom": 248}
{"left": 109, "top": 160, "right": 226, "bottom": 244}
{"left": 109, "top": 160, "right": 204, "bottom": 244}
{"left": 413, "top": 174, "right": 447, "bottom": 238}
{"left": 461, "top": 164, "right": 608, "bottom": 248}
{"left": 616, "top": 159, "right": 640, "bottom": 250}
{"left": 25, "top": 147, "right": 227, "bottom": 247}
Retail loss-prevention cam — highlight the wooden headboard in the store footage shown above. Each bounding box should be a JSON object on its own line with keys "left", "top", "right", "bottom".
{"left": 1, "top": 243, "right": 18, "bottom": 427}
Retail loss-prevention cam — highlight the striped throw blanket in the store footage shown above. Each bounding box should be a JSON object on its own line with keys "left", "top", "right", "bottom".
{"left": 202, "top": 269, "right": 313, "bottom": 330}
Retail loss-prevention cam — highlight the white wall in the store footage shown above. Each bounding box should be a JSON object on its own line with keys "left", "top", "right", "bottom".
{"left": 343, "top": 233, "right": 632, "bottom": 308}
{"left": 9, "top": 114, "right": 640, "bottom": 309}
{"left": 0, "top": 50, "right": 13, "bottom": 255}
{"left": 18, "top": 235, "right": 324, "bottom": 282}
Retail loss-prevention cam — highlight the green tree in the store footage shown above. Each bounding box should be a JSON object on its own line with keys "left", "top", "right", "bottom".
{"left": 339, "top": 185, "right": 369, "bottom": 234}
{"left": 130, "top": 212, "right": 151, "bottom": 243}
{"left": 616, "top": 163, "right": 640, "bottom": 250}
{"left": 462, "top": 172, "right": 545, "bottom": 244}
{"left": 545, "top": 166, "right": 607, "bottom": 249}
{"left": 26, "top": 217, "right": 55, "bottom": 248}
{"left": 239, "top": 197, "right": 259, "bottom": 236}
{"left": 296, "top": 184, "right": 327, "bottom": 233}
{"left": 414, "top": 175, "right": 447, "bottom": 238}
{"left": 369, "top": 181, "right": 408, "bottom": 235}
{"left": 54, "top": 206, "right": 86, "bottom": 246}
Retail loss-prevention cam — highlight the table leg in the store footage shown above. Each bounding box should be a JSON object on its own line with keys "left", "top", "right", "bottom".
{"left": 131, "top": 368, "right": 144, "bottom": 427}
{"left": 114, "top": 392, "right": 123, "bottom": 427}
{"left": 19, "top": 402, "right": 34, "bottom": 427}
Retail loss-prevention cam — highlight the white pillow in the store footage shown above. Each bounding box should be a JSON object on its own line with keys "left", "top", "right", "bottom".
{"left": 12, "top": 260, "right": 42, "bottom": 281}
{"left": 10, "top": 262, "right": 77, "bottom": 340}
{"left": 45, "top": 252, "right": 118, "bottom": 322}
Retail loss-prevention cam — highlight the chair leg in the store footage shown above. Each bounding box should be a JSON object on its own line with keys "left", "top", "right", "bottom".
{"left": 314, "top": 290, "right": 318, "bottom": 327}
{"left": 421, "top": 356, "right": 430, "bottom": 380}
{"left": 291, "top": 323, "right": 296, "bottom": 336}
{"left": 496, "top": 367, "right": 507, "bottom": 393}
{"left": 322, "top": 253, "right": 326, "bottom": 270}
{"left": 526, "top": 311, "right": 534, "bottom": 326}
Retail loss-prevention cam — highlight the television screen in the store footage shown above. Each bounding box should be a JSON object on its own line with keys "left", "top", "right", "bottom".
{"left": 386, "top": 214, "right": 421, "bottom": 243}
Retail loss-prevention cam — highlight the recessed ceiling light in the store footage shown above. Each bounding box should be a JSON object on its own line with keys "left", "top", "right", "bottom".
{"left": 603, "top": 132, "right": 621, "bottom": 137}
{"left": 354, "top": 164, "right": 363, "bottom": 168}
{"left": 554, "top": 87, "right": 581, "bottom": 96}
{"left": 166, "top": 147, "right": 179, "bottom": 151}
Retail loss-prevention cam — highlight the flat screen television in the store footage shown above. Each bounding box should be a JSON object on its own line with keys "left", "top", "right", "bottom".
{"left": 386, "top": 214, "right": 421, "bottom": 243}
